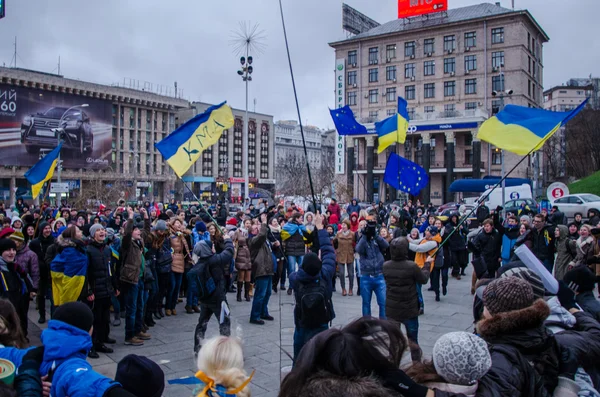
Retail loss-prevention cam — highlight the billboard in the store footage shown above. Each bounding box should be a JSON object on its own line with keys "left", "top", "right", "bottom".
{"left": 334, "top": 59, "right": 346, "bottom": 175}
{"left": 342, "top": 3, "right": 380, "bottom": 35}
{"left": 0, "top": 85, "right": 113, "bottom": 169}
{"left": 398, "top": 0, "right": 448, "bottom": 19}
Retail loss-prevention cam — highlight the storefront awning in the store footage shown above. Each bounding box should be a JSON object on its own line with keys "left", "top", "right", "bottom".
{"left": 450, "top": 178, "right": 532, "bottom": 193}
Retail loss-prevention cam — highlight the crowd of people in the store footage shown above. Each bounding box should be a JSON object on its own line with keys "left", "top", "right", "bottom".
{"left": 0, "top": 195, "right": 598, "bottom": 396}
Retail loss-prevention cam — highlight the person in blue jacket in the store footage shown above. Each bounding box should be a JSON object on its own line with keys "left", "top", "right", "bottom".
{"left": 346, "top": 198, "right": 361, "bottom": 218}
{"left": 289, "top": 214, "right": 336, "bottom": 362}
{"left": 493, "top": 210, "right": 520, "bottom": 265}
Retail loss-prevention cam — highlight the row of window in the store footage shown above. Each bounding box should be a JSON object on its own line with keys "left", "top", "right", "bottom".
{"left": 351, "top": 28, "right": 505, "bottom": 65}
{"left": 368, "top": 102, "right": 478, "bottom": 121}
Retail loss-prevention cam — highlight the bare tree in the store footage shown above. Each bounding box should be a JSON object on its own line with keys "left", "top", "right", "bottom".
{"left": 276, "top": 154, "right": 335, "bottom": 204}
{"left": 72, "top": 177, "right": 126, "bottom": 209}
{"left": 565, "top": 109, "right": 600, "bottom": 178}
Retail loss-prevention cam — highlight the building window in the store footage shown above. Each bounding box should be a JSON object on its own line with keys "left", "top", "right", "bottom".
{"left": 386, "top": 87, "right": 396, "bottom": 102}
{"left": 348, "top": 50, "right": 357, "bottom": 65}
{"left": 369, "top": 111, "right": 378, "bottom": 119}
{"left": 405, "top": 85, "right": 415, "bottom": 100}
{"left": 465, "top": 55, "right": 477, "bottom": 71}
{"left": 492, "top": 147, "right": 503, "bottom": 164}
{"left": 444, "top": 57, "right": 455, "bottom": 74}
{"left": 369, "top": 68, "right": 378, "bottom": 83}
{"left": 404, "top": 63, "right": 415, "bottom": 78}
{"left": 424, "top": 83, "right": 435, "bottom": 99}
{"left": 408, "top": 108, "right": 416, "bottom": 119}
{"left": 369, "top": 89, "right": 378, "bottom": 104}
{"left": 404, "top": 41, "right": 416, "bottom": 57}
{"left": 369, "top": 47, "right": 379, "bottom": 64}
{"left": 465, "top": 102, "right": 477, "bottom": 110}
{"left": 492, "top": 75, "right": 505, "bottom": 92}
{"left": 532, "top": 61, "right": 536, "bottom": 79}
{"left": 464, "top": 149, "right": 473, "bottom": 165}
{"left": 444, "top": 81, "right": 456, "bottom": 97}
{"left": 386, "top": 66, "right": 397, "bottom": 81}
{"left": 492, "top": 99, "right": 501, "bottom": 114}
{"left": 348, "top": 91, "right": 357, "bottom": 106}
{"left": 424, "top": 38, "right": 435, "bottom": 54}
{"left": 444, "top": 104, "right": 456, "bottom": 117}
{"left": 492, "top": 27, "right": 504, "bottom": 44}
{"left": 532, "top": 83, "right": 536, "bottom": 100}
{"left": 443, "top": 35, "right": 456, "bottom": 52}
{"left": 465, "top": 78, "right": 477, "bottom": 95}
{"left": 348, "top": 71, "right": 357, "bottom": 86}
{"left": 465, "top": 31, "right": 476, "bottom": 48}
{"left": 386, "top": 44, "right": 396, "bottom": 60}
{"left": 425, "top": 105, "right": 435, "bottom": 113}
{"left": 424, "top": 60, "right": 435, "bottom": 76}
{"left": 387, "top": 109, "right": 396, "bottom": 116}
{"left": 404, "top": 140, "right": 412, "bottom": 161}
{"left": 492, "top": 51, "right": 504, "bottom": 68}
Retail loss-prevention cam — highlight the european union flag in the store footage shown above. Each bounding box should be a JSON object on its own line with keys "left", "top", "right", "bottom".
{"left": 477, "top": 99, "right": 588, "bottom": 156}
{"left": 329, "top": 105, "right": 368, "bottom": 136}
{"left": 376, "top": 97, "right": 409, "bottom": 154}
{"left": 155, "top": 102, "right": 234, "bottom": 177}
{"left": 384, "top": 153, "right": 429, "bottom": 195}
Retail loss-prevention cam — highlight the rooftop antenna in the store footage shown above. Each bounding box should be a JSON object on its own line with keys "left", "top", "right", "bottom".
{"left": 253, "top": 98, "right": 256, "bottom": 112}
{"left": 58, "top": 56, "right": 61, "bottom": 75}
{"left": 512, "top": 0, "right": 515, "bottom": 9}
{"left": 10, "top": 37, "right": 16, "bottom": 68}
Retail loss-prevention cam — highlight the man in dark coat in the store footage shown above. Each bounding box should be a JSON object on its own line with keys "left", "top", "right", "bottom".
{"left": 383, "top": 237, "right": 431, "bottom": 362}
{"left": 248, "top": 213, "right": 274, "bottom": 325}
{"left": 469, "top": 219, "right": 502, "bottom": 278}
{"left": 29, "top": 221, "right": 55, "bottom": 324}
{"left": 215, "top": 202, "right": 228, "bottom": 227}
{"left": 530, "top": 213, "right": 556, "bottom": 273}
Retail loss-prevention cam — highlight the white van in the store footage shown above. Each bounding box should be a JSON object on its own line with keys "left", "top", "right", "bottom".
{"left": 482, "top": 184, "right": 533, "bottom": 211}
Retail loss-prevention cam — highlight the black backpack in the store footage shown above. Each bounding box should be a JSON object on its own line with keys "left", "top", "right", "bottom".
{"left": 189, "top": 257, "right": 216, "bottom": 302}
{"left": 296, "top": 277, "right": 333, "bottom": 328}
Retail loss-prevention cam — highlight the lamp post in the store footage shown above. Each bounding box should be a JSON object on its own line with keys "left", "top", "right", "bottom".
{"left": 54, "top": 103, "right": 89, "bottom": 206}
{"left": 492, "top": 70, "right": 512, "bottom": 219}
{"left": 129, "top": 150, "right": 139, "bottom": 204}
{"left": 237, "top": 55, "right": 253, "bottom": 205}
{"left": 219, "top": 157, "right": 230, "bottom": 203}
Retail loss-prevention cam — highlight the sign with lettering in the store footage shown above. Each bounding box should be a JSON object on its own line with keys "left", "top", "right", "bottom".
{"left": 398, "top": 0, "right": 448, "bottom": 19}
{"left": 335, "top": 58, "right": 346, "bottom": 175}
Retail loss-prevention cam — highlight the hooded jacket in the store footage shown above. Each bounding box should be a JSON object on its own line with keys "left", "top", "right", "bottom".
{"left": 383, "top": 238, "right": 430, "bottom": 322}
{"left": 86, "top": 240, "right": 115, "bottom": 300}
{"left": 349, "top": 212, "right": 359, "bottom": 233}
{"left": 568, "top": 235, "right": 595, "bottom": 268}
{"left": 14, "top": 244, "right": 39, "bottom": 290}
{"left": 193, "top": 238, "right": 234, "bottom": 304}
{"left": 29, "top": 224, "right": 55, "bottom": 280}
{"left": 346, "top": 200, "right": 361, "bottom": 218}
{"left": 327, "top": 202, "right": 341, "bottom": 219}
{"left": 554, "top": 225, "right": 574, "bottom": 280}
{"left": 282, "top": 220, "right": 308, "bottom": 257}
{"left": 356, "top": 234, "right": 389, "bottom": 276}
{"left": 248, "top": 224, "right": 274, "bottom": 278}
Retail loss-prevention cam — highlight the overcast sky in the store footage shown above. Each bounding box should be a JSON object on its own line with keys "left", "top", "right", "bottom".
{"left": 0, "top": 0, "right": 597, "bottom": 130}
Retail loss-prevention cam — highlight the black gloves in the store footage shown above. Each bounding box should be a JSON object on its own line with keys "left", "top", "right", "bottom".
{"left": 556, "top": 281, "right": 578, "bottom": 311}
{"left": 378, "top": 368, "right": 429, "bottom": 397}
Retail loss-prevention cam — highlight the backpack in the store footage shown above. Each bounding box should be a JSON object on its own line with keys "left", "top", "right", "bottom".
{"left": 189, "top": 257, "right": 216, "bottom": 302}
{"left": 295, "top": 277, "right": 333, "bottom": 328}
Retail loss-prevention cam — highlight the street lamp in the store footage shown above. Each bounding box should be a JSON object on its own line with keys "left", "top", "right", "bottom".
{"left": 491, "top": 67, "right": 511, "bottom": 219}
{"left": 238, "top": 56, "right": 254, "bottom": 204}
{"left": 52, "top": 104, "right": 89, "bottom": 206}
{"left": 129, "top": 150, "right": 139, "bottom": 203}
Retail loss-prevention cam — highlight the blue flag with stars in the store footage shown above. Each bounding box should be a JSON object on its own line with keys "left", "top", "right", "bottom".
{"left": 329, "top": 105, "right": 368, "bottom": 136}
{"left": 384, "top": 153, "right": 429, "bottom": 195}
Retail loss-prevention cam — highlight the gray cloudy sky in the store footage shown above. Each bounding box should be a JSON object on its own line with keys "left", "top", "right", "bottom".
{"left": 0, "top": 0, "right": 597, "bottom": 129}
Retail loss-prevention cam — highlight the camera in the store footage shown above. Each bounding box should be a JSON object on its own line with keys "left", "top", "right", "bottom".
{"left": 364, "top": 220, "right": 377, "bottom": 239}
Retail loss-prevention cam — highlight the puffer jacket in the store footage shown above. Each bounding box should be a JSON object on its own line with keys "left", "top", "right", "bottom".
{"left": 334, "top": 230, "right": 355, "bottom": 264}
{"left": 383, "top": 238, "right": 430, "bottom": 322}
{"left": 346, "top": 200, "right": 361, "bottom": 217}
{"left": 169, "top": 225, "right": 191, "bottom": 274}
{"left": 14, "top": 245, "right": 39, "bottom": 290}
{"left": 233, "top": 229, "right": 252, "bottom": 271}
{"left": 193, "top": 239, "right": 234, "bottom": 304}
{"left": 554, "top": 225, "right": 574, "bottom": 280}
{"left": 283, "top": 221, "right": 308, "bottom": 257}
{"left": 86, "top": 240, "right": 114, "bottom": 300}
{"left": 355, "top": 234, "right": 388, "bottom": 276}
{"left": 469, "top": 228, "right": 502, "bottom": 276}
{"left": 249, "top": 224, "right": 274, "bottom": 278}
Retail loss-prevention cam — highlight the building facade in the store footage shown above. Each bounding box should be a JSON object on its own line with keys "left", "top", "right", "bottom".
{"left": 329, "top": 2, "right": 548, "bottom": 204}
{"left": 0, "top": 67, "right": 188, "bottom": 205}
{"left": 176, "top": 102, "right": 275, "bottom": 202}
{"left": 543, "top": 84, "right": 594, "bottom": 111}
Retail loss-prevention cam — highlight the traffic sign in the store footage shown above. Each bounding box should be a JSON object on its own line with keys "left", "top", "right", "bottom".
{"left": 547, "top": 182, "right": 569, "bottom": 201}
{"left": 50, "top": 182, "right": 69, "bottom": 193}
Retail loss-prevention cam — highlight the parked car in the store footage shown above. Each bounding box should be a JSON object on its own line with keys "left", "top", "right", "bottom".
{"left": 552, "top": 194, "right": 600, "bottom": 220}
{"left": 435, "top": 202, "right": 459, "bottom": 215}
{"left": 502, "top": 198, "right": 538, "bottom": 217}
{"left": 21, "top": 106, "right": 93, "bottom": 155}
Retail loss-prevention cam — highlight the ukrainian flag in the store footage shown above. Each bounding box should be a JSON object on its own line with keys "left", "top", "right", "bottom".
{"left": 50, "top": 246, "right": 88, "bottom": 306}
{"left": 155, "top": 102, "right": 234, "bottom": 177}
{"left": 376, "top": 97, "right": 409, "bottom": 154}
{"left": 24, "top": 142, "right": 62, "bottom": 199}
{"left": 477, "top": 99, "right": 588, "bottom": 156}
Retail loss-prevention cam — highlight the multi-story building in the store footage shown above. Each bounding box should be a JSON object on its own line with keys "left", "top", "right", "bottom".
{"left": 321, "top": 129, "right": 336, "bottom": 168}
{"left": 0, "top": 67, "right": 188, "bottom": 204}
{"left": 543, "top": 83, "right": 594, "bottom": 111}
{"left": 329, "top": 2, "right": 548, "bottom": 204}
{"left": 176, "top": 102, "right": 275, "bottom": 202}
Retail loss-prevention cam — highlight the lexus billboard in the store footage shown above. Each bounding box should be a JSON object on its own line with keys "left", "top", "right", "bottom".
{"left": 0, "top": 85, "right": 113, "bottom": 169}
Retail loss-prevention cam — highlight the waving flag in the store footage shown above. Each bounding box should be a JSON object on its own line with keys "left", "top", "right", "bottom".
{"left": 376, "top": 97, "right": 409, "bottom": 154}
{"left": 477, "top": 99, "right": 588, "bottom": 156}
{"left": 50, "top": 247, "right": 88, "bottom": 306}
{"left": 155, "top": 102, "right": 234, "bottom": 177}
{"left": 329, "top": 105, "right": 368, "bottom": 136}
{"left": 384, "top": 153, "right": 429, "bottom": 195}
{"left": 24, "top": 142, "right": 62, "bottom": 199}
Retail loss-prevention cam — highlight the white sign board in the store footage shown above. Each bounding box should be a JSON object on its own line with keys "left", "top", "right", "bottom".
{"left": 335, "top": 58, "right": 346, "bottom": 175}
{"left": 50, "top": 182, "right": 69, "bottom": 193}
{"left": 547, "top": 182, "right": 569, "bottom": 202}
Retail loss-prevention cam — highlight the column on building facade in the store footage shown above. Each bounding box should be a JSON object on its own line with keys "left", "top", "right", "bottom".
{"left": 346, "top": 136, "right": 354, "bottom": 195}
{"left": 445, "top": 131, "right": 456, "bottom": 203}
{"left": 472, "top": 131, "right": 482, "bottom": 179}
{"left": 366, "top": 136, "right": 375, "bottom": 203}
{"left": 421, "top": 133, "right": 431, "bottom": 203}
{"left": 9, "top": 177, "right": 15, "bottom": 206}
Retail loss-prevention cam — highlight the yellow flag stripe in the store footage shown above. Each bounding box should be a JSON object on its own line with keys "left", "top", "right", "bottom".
{"left": 31, "top": 158, "right": 58, "bottom": 199}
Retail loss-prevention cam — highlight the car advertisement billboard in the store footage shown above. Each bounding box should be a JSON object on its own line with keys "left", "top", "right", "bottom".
{"left": 0, "top": 84, "right": 113, "bottom": 169}
{"left": 398, "top": 0, "right": 448, "bottom": 19}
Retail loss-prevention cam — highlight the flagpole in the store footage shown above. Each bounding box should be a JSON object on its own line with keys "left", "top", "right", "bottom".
{"left": 178, "top": 176, "right": 225, "bottom": 235}
{"left": 34, "top": 184, "right": 51, "bottom": 236}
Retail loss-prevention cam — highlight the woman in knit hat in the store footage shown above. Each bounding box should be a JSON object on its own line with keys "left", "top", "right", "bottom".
{"left": 9, "top": 231, "right": 38, "bottom": 338}
{"left": 0, "top": 239, "right": 28, "bottom": 319}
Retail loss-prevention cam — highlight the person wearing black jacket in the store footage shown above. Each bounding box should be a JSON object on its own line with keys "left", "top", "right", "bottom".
{"left": 29, "top": 221, "right": 55, "bottom": 324}
{"left": 469, "top": 219, "right": 502, "bottom": 279}
{"left": 444, "top": 213, "right": 468, "bottom": 279}
{"left": 530, "top": 214, "right": 556, "bottom": 273}
{"left": 215, "top": 202, "right": 228, "bottom": 227}
{"left": 476, "top": 202, "right": 490, "bottom": 225}
{"left": 192, "top": 233, "right": 234, "bottom": 354}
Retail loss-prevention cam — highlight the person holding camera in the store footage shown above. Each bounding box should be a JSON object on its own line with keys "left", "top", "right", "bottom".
{"left": 355, "top": 219, "right": 389, "bottom": 319}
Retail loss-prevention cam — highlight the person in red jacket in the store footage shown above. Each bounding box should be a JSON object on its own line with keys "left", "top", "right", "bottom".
{"left": 349, "top": 212, "right": 359, "bottom": 233}
{"left": 327, "top": 198, "right": 341, "bottom": 220}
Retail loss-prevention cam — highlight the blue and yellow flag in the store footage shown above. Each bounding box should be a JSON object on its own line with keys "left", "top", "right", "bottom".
{"left": 155, "top": 102, "right": 234, "bottom": 177}
{"left": 24, "top": 142, "right": 62, "bottom": 199}
{"left": 477, "top": 99, "right": 588, "bottom": 156}
{"left": 50, "top": 247, "right": 88, "bottom": 306}
{"left": 329, "top": 105, "right": 368, "bottom": 136}
{"left": 376, "top": 97, "right": 409, "bottom": 154}
{"left": 384, "top": 153, "right": 429, "bottom": 195}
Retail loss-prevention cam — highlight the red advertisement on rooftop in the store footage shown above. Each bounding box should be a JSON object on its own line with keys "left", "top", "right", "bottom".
{"left": 398, "top": 0, "right": 448, "bottom": 19}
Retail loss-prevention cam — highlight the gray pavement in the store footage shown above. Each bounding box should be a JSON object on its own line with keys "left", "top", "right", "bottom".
{"left": 26, "top": 267, "right": 476, "bottom": 396}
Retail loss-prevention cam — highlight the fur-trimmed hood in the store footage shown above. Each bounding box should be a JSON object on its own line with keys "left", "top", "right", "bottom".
{"left": 476, "top": 299, "right": 550, "bottom": 341}
{"left": 296, "top": 371, "right": 401, "bottom": 397}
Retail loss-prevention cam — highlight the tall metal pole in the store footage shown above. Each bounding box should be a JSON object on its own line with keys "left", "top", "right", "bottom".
{"left": 499, "top": 94, "right": 506, "bottom": 219}
{"left": 56, "top": 134, "right": 62, "bottom": 207}
{"left": 243, "top": 45, "right": 250, "bottom": 205}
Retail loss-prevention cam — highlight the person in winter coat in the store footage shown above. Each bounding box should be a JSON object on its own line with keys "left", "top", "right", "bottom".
{"left": 476, "top": 202, "right": 490, "bottom": 224}
{"left": 29, "top": 221, "right": 55, "bottom": 324}
{"left": 50, "top": 226, "right": 89, "bottom": 307}
{"left": 356, "top": 221, "right": 389, "bottom": 319}
{"left": 554, "top": 224, "right": 574, "bottom": 281}
{"left": 192, "top": 221, "right": 211, "bottom": 246}
{"left": 0, "top": 239, "right": 28, "bottom": 325}
{"left": 383, "top": 237, "right": 431, "bottom": 362}
{"left": 469, "top": 219, "right": 502, "bottom": 279}
{"left": 11, "top": 216, "right": 22, "bottom": 233}
{"left": 9, "top": 232, "right": 38, "bottom": 337}
{"left": 248, "top": 213, "right": 275, "bottom": 325}
{"left": 268, "top": 216, "right": 285, "bottom": 293}
{"left": 444, "top": 213, "right": 468, "bottom": 278}
{"left": 568, "top": 224, "right": 595, "bottom": 269}
{"left": 85, "top": 223, "right": 118, "bottom": 359}
{"left": 567, "top": 222, "right": 579, "bottom": 240}
{"left": 531, "top": 214, "right": 556, "bottom": 273}
{"left": 409, "top": 226, "right": 441, "bottom": 308}
{"left": 334, "top": 219, "right": 355, "bottom": 297}
{"left": 192, "top": 233, "right": 234, "bottom": 354}
{"left": 587, "top": 209, "right": 600, "bottom": 227}
{"left": 52, "top": 217, "right": 66, "bottom": 238}
{"left": 327, "top": 198, "right": 341, "bottom": 220}
{"left": 282, "top": 211, "right": 309, "bottom": 294}
{"left": 493, "top": 212, "right": 520, "bottom": 266}
{"left": 349, "top": 212, "right": 359, "bottom": 232}
{"left": 215, "top": 202, "right": 228, "bottom": 227}
{"left": 166, "top": 218, "right": 191, "bottom": 316}
{"left": 346, "top": 199, "right": 361, "bottom": 218}
{"left": 146, "top": 220, "right": 171, "bottom": 322}
{"left": 234, "top": 219, "right": 253, "bottom": 302}
{"left": 563, "top": 266, "right": 600, "bottom": 322}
